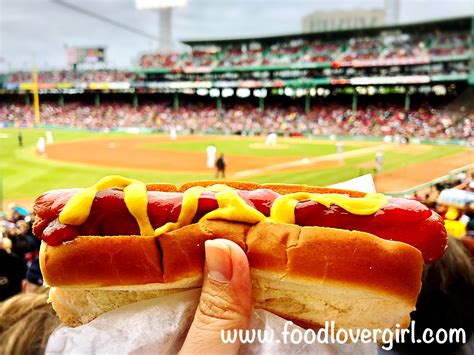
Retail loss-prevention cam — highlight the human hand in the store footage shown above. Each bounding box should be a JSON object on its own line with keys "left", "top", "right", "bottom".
{"left": 180, "top": 239, "right": 253, "bottom": 354}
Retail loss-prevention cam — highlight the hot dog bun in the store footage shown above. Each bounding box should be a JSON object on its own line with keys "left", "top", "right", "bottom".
{"left": 41, "top": 220, "right": 423, "bottom": 329}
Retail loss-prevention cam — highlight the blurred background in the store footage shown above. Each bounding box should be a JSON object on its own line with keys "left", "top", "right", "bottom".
{"left": 2, "top": 0, "right": 474, "bottom": 69}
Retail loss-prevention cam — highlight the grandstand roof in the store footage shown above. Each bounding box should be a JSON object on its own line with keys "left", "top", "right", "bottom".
{"left": 182, "top": 16, "right": 472, "bottom": 47}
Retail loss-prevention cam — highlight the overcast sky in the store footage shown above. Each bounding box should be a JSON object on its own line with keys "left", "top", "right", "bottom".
{"left": 1, "top": 0, "right": 473, "bottom": 71}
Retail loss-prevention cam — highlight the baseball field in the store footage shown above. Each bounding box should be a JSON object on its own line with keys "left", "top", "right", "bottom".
{"left": 1, "top": 127, "right": 473, "bottom": 208}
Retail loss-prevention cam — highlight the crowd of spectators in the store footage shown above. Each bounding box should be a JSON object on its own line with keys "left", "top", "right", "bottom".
{"left": 4, "top": 32, "right": 468, "bottom": 84}
{"left": 415, "top": 170, "right": 474, "bottom": 243}
{"left": 3, "top": 31, "right": 469, "bottom": 83}
{"left": 1, "top": 100, "right": 473, "bottom": 142}
{"left": 140, "top": 31, "right": 469, "bottom": 69}
{"left": 139, "top": 53, "right": 182, "bottom": 69}
{"left": 0, "top": 102, "right": 158, "bottom": 129}
{"left": 0, "top": 204, "right": 60, "bottom": 354}
{"left": 0, "top": 204, "right": 41, "bottom": 301}
{"left": 7, "top": 70, "right": 133, "bottom": 84}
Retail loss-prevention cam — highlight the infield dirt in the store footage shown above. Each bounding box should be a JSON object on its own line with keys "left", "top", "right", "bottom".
{"left": 45, "top": 136, "right": 473, "bottom": 194}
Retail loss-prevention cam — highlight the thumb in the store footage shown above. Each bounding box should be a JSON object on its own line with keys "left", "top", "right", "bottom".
{"left": 180, "top": 239, "right": 253, "bottom": 354}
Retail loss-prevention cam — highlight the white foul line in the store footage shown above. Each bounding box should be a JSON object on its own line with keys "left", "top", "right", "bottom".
{"left": 232, "top": 144, "right": 391, "bottom": 178}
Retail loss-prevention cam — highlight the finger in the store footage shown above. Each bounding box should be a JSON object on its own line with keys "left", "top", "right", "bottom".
{"left": 180, "top": 239, "right": 253, "bottom": 354}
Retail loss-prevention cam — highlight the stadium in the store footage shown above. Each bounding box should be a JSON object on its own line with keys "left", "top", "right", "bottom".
{"left": 0, "top": 1, "right": 473, "bottom": 353}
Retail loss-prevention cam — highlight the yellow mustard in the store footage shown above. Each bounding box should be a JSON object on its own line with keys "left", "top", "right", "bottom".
{"left": 269, "top": 192, "right": 388, "bottom": 224}
{"left": 59, "top": 175, "right": 154, "bottom": 236}
{"left": 153, "top": 186, "right": 205, "bottom": 236}
{"left": 153, "top": 184, "right": 267, "bottom": 236}
{"left": 200, "top": 184, "right": 266, "bottom": 224}
{"left": 58, "top": 175, "right": 389, "bottom": 237}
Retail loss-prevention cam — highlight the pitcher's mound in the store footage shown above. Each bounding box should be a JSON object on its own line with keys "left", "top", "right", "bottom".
{"left": 249, "top": 143, "right": 289, "bottom": 149}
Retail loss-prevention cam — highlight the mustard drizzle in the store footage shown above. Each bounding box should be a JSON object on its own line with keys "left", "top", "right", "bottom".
{"left": 58, "top": 176, "right": 388, "bottom": 237}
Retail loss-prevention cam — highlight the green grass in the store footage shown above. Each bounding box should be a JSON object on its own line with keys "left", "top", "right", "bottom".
{"left": 0, "top": 129, "right": 210, "bottom": 201}
{"left": 144, "top": 139, "right": 362, "bottom": 157}
{"left": 0, "top": 128, "right": 468, "bottom": 202}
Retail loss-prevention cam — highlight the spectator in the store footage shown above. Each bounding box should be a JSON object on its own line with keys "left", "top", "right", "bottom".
{"left": 0, "top": 291, "right": 60, "bottom": 354}
{"left": 390, "top": 236, "right": 474, "bottom": 354}
{"left": 23, "top": 257, "right": 43, "bottom": 293}
{"left": 0, "top": 237, "right": 27, "bottom": 302}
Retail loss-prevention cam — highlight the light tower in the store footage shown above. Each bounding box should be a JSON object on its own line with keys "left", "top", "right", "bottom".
{"left": 384, "top": 0, "right": 400, "bottom": 25}
{"left": 135, "top": 0, "right": 188, "bottom": 52}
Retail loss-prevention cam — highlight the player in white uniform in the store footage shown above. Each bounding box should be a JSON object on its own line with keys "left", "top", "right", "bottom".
{"left": 37, "top": 137, "right": 46, "bottom": 155}
{"left": 336, "top": 141, "right": 344, "bottom": 160}
{"left": 375, "top": 151, "right": 384, "bottom": 173}
{"left": 46, "top": 130, "right": 54, "bottom": 144}
{"left": 265, "top": 133, "right": 277, "bottom": 146}
{"left": 169, "top": 126, "right": 177, "bottom": 140}
{"left": 206, "top": 145, "right": 217, "bottom": 169}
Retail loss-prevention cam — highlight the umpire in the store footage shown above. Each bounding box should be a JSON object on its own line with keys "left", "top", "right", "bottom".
{"left": 215, "top": 154, "right": 226, "bottom": 179}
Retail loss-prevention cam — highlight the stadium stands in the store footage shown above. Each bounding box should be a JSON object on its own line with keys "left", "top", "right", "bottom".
{"left": 140, "top": 26, "right": 469, "bottom": 70}
{"left": 4, "top": 28, "right": 467, "bottom": 82}
{"left": 2, "top": 17, "right": 470, "bottom": 84}
{"left": 0, "top": 16, "right": 472, "bottom": 144}
{"left": 7, "top": 70, "right": 133, "bottom": 84}
{"left": 1, "top": 99, "right": 472, "bottom": 141}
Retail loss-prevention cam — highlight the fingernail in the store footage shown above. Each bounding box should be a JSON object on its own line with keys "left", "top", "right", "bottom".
{"left": 205, "top": 240, "right": 232, "bottom": 283}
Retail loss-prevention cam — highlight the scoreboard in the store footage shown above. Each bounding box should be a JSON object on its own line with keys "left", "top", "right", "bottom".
{"left": 67, "top": 47, "right": 105, "bottom": 65}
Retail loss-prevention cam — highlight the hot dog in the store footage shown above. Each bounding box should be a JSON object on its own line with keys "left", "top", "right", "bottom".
{"left": 33, "top": 176, "right": 447, "bottom": 329}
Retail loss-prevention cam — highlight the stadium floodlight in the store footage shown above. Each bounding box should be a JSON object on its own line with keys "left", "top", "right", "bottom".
{"left": 356, "top": 86, "right": 367, "bottom": 95}
{"left": 209, "top": 88, "right": 220, "bottom": 97}
{"left": 317, "top": 88, "right": 325, "bottom": 96}
{"left": 309, "top": 88, "right": 317, "bottom": 97}
{"left": 284, "top": 88, "right": 294, "bottom": 97}
{"left": 394, "top": 86, "right": 405, "bottom": 94}
{"left": 236, "top": 88, "right": 251, "bottom": 98}
{"left": 433, "top": 85, "right": 447, "bottom": 96}
{"left": 253, "top": 89, "right": 267, "bottom": 98}
{"left": 196, "top": 88, "right": 209, "bottom": 96}
{"left": 368, "top": 86, "right": 376, "bottom": 96}
{"left": 222, "top": 88, "right": 234, "bottom": 98}
{"left": 419, "top": 86, "right": 431, "bottom": 94}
